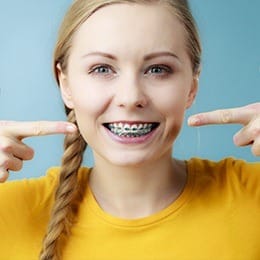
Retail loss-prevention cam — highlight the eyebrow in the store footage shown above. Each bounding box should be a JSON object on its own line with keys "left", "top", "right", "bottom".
{"left": 81, "top": 51, "right": 181, "bottom": 63}
{"left": 144, "top": 51, "right": 180, "bottom": 62}
{"left": 81, "top": 52, "right": 117, "bottom": 60}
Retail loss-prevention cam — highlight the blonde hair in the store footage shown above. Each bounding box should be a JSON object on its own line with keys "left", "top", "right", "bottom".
{"left": 40, "top": 0, "right": 202, "bottom": 259}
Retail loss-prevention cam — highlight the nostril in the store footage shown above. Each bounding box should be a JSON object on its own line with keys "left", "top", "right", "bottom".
{"left": 114, "top": 83, "right": 148, "bottom": 109}
{"left": 136, "top": 103, "right": 144, "bottom": 108}
{"left": 135, "top": 98, "right": 147, "bottom": 108}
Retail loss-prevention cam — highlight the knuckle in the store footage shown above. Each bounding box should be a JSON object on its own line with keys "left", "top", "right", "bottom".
{"left": 0, "top": 121, "right": 13, "bottom": 135}
{"left": 251, "top": 126, "right": 260, "bottom": 139}
{"left": 251, "top": 143, "right": 260, "bottom": 156}
{"left": 246, "top": 102, "right": 260, "bottom": 113}
{"left": 23, "top": 148, "right": 34, "bottom": 160}
{"left": 0, "top": 157, "right": 11, "bottom": 170}
{"left": 220, "top": 110, "right": 232, "bottom": 123}
{"left": 0, "top": 171, "right": 8, "bottom": 182}
{"left": 0, "top": 156, "right": 22, "bottom": 172}
{"left": 33, "top": 121, "right": 44, "bottom": 136}
{"left": 0, "top": 121, "right": 10, "bottom": 128}
{"left": 13, "top": 159, "right": 23, "bottom": 171}
{"left": 4, "top": 158, "right": 11, "bottom": 169}
{"left": 0, "top": 139, "right": 12, "bottom": 153}
{"left": 249, "top": 118, "right": 260, "bottom": 139}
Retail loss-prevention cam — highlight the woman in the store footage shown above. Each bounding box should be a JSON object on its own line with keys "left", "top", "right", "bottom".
{"left": 0, "top": 0, "right": 259, "bottom": 259}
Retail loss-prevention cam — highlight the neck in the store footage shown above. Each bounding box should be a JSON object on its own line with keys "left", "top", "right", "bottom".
{"left": 89, "top": 154, "right": 187, "bottom": 219}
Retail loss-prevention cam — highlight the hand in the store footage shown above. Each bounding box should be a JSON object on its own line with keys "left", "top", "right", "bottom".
{"left": 0, "top": 121, "right": 77, "bottom": 182}
{"left": 188, "top": 103, "right": 260, "bottom": 156}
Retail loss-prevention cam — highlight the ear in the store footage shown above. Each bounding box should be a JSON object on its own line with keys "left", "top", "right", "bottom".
{"left": 56, "top": 63, "right": 74, "bottom": 109}
{"left": 186, "top": 76, "right": 199, "bottom": 109}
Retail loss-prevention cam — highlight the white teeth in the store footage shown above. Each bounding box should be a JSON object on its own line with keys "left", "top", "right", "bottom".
{"left": 107, "top": 122, "right": 156, "bottom": 137}
{"left": 131, "top": 124, "right": 138, "bottom": 130}
{"left": 124, "top": 124, "right": 130, "bottom": 131}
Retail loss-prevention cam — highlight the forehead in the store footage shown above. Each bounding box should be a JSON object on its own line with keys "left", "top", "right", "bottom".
{"left": 71, "top": 3, "right": 186, "bottom": 57}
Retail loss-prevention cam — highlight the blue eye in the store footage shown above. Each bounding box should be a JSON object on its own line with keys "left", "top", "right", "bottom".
{"left": 91, "top": 65, "right": 112, "bottom": 74}
{"left": 88, "top": 64, "right": 116, "bottom": 79}
{"left": 145, "top": 65, "right": 173, "bottom": 78}
{"left": 150, "top": 67, "right": 164, "bottom": 74}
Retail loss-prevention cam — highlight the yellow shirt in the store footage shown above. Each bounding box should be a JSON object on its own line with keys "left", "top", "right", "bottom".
{"left": 0, "top": 158, "right": 259, "bottom": 260}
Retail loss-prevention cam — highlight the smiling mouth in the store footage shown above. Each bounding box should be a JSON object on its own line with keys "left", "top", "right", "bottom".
{"left": 103, "top": 122, "right": 160, "bottom": 137}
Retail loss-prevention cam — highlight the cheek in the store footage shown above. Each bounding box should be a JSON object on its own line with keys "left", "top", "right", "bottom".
{"left": 69, "top": 78, "right": 112, "bottom": 117}
{"left": 152, "top": 85, "right": 189, "bottom": 119}
{"left": 151, "top": 84, "right": 189, "bottom": 140}
{"left": 164, "top": 104, "right": 185, "bottom": 144}
{"left": 68, "top": 83, "right": 112, "bottom": 141}
{"left": 165, "top": 107, "right": 185, "bottom": 140}
{"left": 72, "top": 99, "right": 103, "bottom": 146}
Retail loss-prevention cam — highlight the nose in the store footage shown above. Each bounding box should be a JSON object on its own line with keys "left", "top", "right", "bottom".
{"left": 114, "top": 75, "right": 148, "bottom": 109}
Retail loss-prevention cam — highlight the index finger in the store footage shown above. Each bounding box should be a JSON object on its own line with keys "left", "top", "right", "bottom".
{"left": 188, "top": 104, "right": 259, "bottom": 127}
{"left": 0, "top": 121, "right": 77, "bottom": 139}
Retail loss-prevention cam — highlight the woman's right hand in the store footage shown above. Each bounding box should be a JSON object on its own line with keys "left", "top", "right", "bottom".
{"left": 0, "top": 121, "right": 77, "bottom": 182}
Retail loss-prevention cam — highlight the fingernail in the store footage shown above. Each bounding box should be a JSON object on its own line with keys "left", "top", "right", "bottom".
{"left": 233, "top": 133, "right": 240, "bottom": 146}
{"left": 0, "top": 171, "right": 6, "bottom": 181}
{"left": 188, "top": 117, "right": 200, "bottom": 126}
{"left": 66, "top": 124, "right": 77, "bottom": 133}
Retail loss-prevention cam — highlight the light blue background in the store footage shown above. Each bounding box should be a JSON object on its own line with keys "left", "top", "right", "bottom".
{"left": 0, "top": 0, "right": 259, "bottom": 180}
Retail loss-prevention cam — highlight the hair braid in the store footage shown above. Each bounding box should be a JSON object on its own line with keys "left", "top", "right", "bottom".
{"left": 40, "top": 110, "right": 87, "bottom": 260}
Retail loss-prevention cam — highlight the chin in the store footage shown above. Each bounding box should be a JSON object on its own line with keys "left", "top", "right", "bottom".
{"left": 96, "top": 150, "right": 153, "bottom": 168}
{"left": 101, "top": 148, "right": 170, "bottom": 168}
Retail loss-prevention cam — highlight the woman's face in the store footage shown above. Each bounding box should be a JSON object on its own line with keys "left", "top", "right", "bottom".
{"left": 59, "top": 3, "right": 198, "bottom": 167}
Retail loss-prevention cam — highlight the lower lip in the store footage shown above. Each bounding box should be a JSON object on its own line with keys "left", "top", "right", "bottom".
{"left": 104, "top": 126, "right": 159, "bottom": 144}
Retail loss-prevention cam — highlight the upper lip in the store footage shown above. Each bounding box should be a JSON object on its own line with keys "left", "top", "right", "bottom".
{"left": 103, "top": 121, "right": 159, "bottom": 125}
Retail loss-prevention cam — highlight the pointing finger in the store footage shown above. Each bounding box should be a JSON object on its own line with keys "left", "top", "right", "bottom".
{"left": 0, "top": 167, "right": 9, "bottom": 182}
{"left": 0, "top": 121, "right": 77, "bottom": 139}
{"left": 251, "top": 138, "right": 260, "bottom": 156}
{"left": 0, "top": 137, "right": 34, "bottom": 160}
{"left": 188, "top": 103, "right": 260, "bottom": 127}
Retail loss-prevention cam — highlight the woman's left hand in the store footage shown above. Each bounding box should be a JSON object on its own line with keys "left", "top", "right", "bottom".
{"left": 188, "top": 103, "right": 260, "bottom": 156}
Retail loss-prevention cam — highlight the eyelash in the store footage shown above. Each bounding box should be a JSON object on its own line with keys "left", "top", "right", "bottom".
{"left": 88, "top": 64, "right": 173, "bottom": 79}
{"left": 145, "top": 65, "right": 173, "bottom": 78}
{"left": 88, "top": 64, "right": 115, "bottom": 77}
